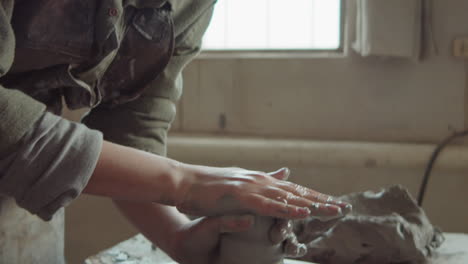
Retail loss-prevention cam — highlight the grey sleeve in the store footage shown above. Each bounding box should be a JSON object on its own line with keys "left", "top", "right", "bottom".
{"left": 0, "top": 112, "right": 103, "bottom": 221}
{"left": 83, "top": 0, "right": 216, "bottom": 156}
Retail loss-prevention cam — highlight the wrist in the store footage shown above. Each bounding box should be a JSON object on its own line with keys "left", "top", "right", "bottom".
{"left": 172, "top": 162, "right": 199, "bottom": 205}
{"left": 113, "top": 200, "right": 190, "bottom": 259}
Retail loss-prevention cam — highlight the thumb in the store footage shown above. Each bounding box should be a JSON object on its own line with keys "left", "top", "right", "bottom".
{"left": 268, "top": 167, "right": 290, "bottom": 181}
{"left": 200, "top": 215, "right": 255, "bottom": 235}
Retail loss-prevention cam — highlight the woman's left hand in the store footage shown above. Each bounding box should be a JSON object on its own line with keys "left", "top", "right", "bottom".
{"left": 175, "top": 166, "right": 350, "bottom": 220}
{"left": 168, "top": 215, "right": 254, "bottom": 264}
{"left": 168, "top": 214, "right": 307, "bottom": 264}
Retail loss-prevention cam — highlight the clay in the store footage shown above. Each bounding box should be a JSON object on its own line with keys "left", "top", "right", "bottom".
{"left": 215, "top": 216, "right": 285, "bottom": 264}
{"left": 215, "top": 185, "right": 442, "bottom": 264}
{"left": 297, "top": 185, "right": 445, "bottom": 264}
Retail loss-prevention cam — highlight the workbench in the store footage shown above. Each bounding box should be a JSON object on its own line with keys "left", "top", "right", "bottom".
{"left": 85, "top": 233, "right": 468, "bottom": 264}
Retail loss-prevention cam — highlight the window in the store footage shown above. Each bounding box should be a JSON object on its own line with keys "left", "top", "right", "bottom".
{"left": 202, "top": 0, "right": 343, "bottom": 51}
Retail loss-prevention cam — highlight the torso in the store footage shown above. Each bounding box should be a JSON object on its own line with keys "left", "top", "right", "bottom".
{"left": 0, "top": 0, "right": 174, "bottom": 113}
{"left": 0, "top": 1, "right": 174, "bottom": 263}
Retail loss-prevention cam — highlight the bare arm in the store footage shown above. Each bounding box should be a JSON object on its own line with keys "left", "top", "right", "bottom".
{"left": 84, "top": 141, "right": 349, "bottom": 220}
{"left": 84, "top": 141, "right": 184, "bottom": 205}
{"left": 113, "top": 201, "right": 188, "bottom": 255}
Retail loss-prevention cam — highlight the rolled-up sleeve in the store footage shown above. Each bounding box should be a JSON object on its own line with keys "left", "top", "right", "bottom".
{"left": 0, "top": 112, "right": 103, "bottom": 221}
{"left": 83, "top": 0, "right": 216, "bottom": 156}
{"left": 0, "top": 0, "right": 46, "bottom": 158}
{"left": 0, "top": 1, "right": 104, "bottom": 221}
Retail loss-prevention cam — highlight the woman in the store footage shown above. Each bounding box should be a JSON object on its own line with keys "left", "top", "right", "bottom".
{"left": 0, "top": 0, "right": 350, "bottom": 263}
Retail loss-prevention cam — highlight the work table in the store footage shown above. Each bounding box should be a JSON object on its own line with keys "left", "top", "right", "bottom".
{"left": 85, "top": 233, "right": 468, "bottom": 264}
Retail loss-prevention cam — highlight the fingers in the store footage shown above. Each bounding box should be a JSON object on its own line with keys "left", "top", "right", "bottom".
{"left": 266, "top": 168, "right": 352, "bottom": 217}
{"left": 269, "top": 219, "right": 293, "bottom": 244}
{"left": 242, "top": 194, "right": 312, "bottom": 219}
{"left": 275, "top": 181, "right": 352, "bottom": 212}
{"left": 269, "top": 219, "right": 308, "bottom": 258}
{"left": 236, "top": 168, "right": 350, "bottom": 219}
{"left": 308, "top": 203, "right": 345, "bottom": 221}
{"left": 263, "top": 187, "right": 312, "bottom": 209}
{"left": 262, "top": 186, "right": 345, "bottom": 220}
{"left": 284, "top": 236, "right": 308, "bottom": 258}
{"left": 268, "top": 167, "right": 290, "bottom": 181}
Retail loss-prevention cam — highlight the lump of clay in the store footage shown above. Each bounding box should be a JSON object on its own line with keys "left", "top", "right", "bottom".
{"left": 297, "top": 185, "right": 444, "bottom": 264}
{"left": 215, "top": 216, "right": 285, "bottom": 264}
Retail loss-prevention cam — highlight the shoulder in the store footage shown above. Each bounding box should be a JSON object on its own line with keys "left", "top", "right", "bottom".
{"left": 170, "top": 0, "right": 216, "bottom": 36}
{"left": 170, "top": 0, "right": 216, "bottom": 23}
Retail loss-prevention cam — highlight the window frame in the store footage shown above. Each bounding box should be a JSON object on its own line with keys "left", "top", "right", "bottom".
{"left": 200, "top": 0, "right": 347, "bottom": 58}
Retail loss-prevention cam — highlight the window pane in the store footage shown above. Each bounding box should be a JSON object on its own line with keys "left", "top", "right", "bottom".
{"left": 203, "top": 0, "right": 342, "bottom": 50}
{"left": 226, "top": 0, "right": 268, "bottom": 49}
{"left": 202, "top": 0, "right": 227, "bottom": 49}
{"left": 268, "top": 0, "right": 314, "bottom": 49}
{"left": 312, "top": 1, "right": 341, "bottom": 49}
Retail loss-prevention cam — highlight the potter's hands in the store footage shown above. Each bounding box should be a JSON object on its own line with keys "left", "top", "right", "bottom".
{"left": 169, "top": 215, "right": 254, "bottom": 264}
{"left": 168, "top": 215, "right": 308, "bottom": 264}
{"left": 175, "top": 166, "right": 352, "bottom": 219}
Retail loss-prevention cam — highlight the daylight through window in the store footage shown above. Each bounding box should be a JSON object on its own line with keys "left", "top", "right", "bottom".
{"left": 202, "top": 0, "right": 342, "bottom": 50}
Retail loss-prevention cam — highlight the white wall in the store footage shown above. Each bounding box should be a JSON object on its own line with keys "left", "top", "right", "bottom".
{"left": 169, "top": 0, "right": 468, "bottom": 234}
{"left": 66, "top": 1, "right": 468, "bottom": 263}
{"left": 175, "top": 0, "right": 468, "bottom": 143}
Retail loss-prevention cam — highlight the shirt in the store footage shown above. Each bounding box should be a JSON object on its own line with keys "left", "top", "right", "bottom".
{"left": 0, "top": 0, "right": 216, "bottom": 262}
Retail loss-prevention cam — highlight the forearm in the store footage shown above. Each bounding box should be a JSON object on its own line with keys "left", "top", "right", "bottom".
{"left": 113, "top": 200, "right": 189, "bottom": 256}
{"left": 83, "top": 141, "right": 189, "bottom": 205}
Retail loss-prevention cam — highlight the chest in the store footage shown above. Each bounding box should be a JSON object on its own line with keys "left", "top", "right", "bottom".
{"left": 2, "top": 0, "right": 174, "bottom": 111}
